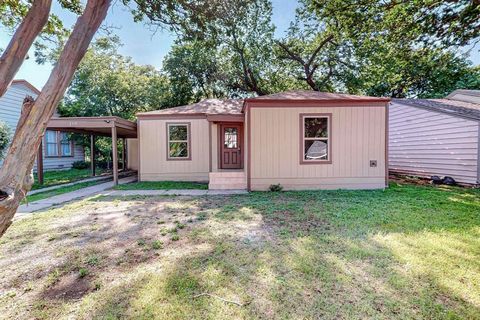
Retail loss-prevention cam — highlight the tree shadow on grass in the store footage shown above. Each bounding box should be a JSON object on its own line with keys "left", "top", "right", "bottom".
{"left": 1, "top": 183, "right": 479, "bottom": 319}
{"left": 77, "top": 187, "right": 480, "bottom": 319}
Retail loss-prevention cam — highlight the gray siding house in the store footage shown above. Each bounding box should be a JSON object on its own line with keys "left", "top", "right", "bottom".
{"left": 0, "top": 80, "right": 85, "bottom": 171}
{"left": 389, "top": 90, "right": 480, "bottom": 186}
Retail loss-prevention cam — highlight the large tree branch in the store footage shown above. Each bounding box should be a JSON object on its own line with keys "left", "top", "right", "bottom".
{"left": 0, "top": 0, "right": 111, "bottom": 237}
{"left": 277, "top": 35, "right": 334, "bottom": 91}
{"left": 306, "top": 34, "right": 334, "bottom": 67}
{"left": 0, "top": 0, "right": 52, "bottom": 97}
{"left": 276, "top": 41, "right": 305, "bottom": 65}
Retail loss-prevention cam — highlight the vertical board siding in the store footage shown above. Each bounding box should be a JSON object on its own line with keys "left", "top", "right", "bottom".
{"left": 127, "top": 138, "right": 139, "bottom": 170}
{"left": 139, "top": 118, "right": 210, "bottom": 181}
{"left": 389, "top": 102, "right": 479, "bottom": 184}
{"left": 249, "top": 105, "right": 386, "bottom": 190}
{"left": 0, "top": 83, "right": 85, "bottom": 171}
{"left": 211, "top": 123, "right": 218, "bottom": 172}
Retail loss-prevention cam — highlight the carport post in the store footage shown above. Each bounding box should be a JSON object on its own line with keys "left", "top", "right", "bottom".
{"left": 90, "top": 135, "right": 96, "bottom": 177}
{"left": 36, "top": 141, "right": 44, "bottom": 185}
{"left": 112, "top": 126, "right": 118, "bottom": 186}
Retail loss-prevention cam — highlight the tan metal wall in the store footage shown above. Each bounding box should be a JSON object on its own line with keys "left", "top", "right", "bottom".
{"left": 138, "top": 118, "right": 210, "bottom": 181}
{"left": 211, "top": 123, "right": 219, "bottom": 172}
{"left": 389, "top": 102, "right": 479, "bottom": 185}
{"left": 127, "top": 138, "right": 139, "bottom": 171}
{"left": 249, "top": 104, "right": 387, "bottom": 190}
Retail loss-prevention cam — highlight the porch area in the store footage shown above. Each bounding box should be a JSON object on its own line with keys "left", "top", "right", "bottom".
{"left": 37, "top": 116, "right": 137, "bottom": 186}
{"left": 208, "top": 120, "right": 246, "bottom": 190}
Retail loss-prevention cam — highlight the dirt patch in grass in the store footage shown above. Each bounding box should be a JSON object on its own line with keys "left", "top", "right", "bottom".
{"left": 43, "top": 274, "right": 92, "bottom": 300}
{"left": 1, "top": 183, "right": 479, "bottom": 319}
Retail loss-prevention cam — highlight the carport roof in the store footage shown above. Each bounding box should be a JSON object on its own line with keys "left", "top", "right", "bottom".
{"left": 47, "top": 116, "right": 137, "bottom": 138}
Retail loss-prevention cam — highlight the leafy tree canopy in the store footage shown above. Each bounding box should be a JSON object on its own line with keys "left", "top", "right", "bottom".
{"left": 0, "top": 0, "right": 83, "bottom": 63}
{"left": 58, "top": 36, "right": 170, "bottom": 120}
{"left": 125, "top": 0, "right": 290, "bottom": 96}
{"left": 279, "top": 0, "right": 480, "bottom": 97}
{"left": 307, "top": 0, "right": 480, "bottom": 48}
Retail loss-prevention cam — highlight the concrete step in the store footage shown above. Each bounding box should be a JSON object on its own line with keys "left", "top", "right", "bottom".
{"left": 209, "top": 171, "right": 247, "bottom": 190}
{"left": 209, "top": 171, "right": 245, "bottom": 178}
{"left": 210, "top": 178, "right": 245, "bottom": 183}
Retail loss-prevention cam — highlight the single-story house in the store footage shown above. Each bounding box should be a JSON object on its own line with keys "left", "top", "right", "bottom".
{"left": 389, "top": 90, "right": 480, "bottom": 186}
{"left": 134, "top": 90, "right": 390, "bottom": 191}
{"left": 0, "top": 80, "right": 85, "bottom": 171}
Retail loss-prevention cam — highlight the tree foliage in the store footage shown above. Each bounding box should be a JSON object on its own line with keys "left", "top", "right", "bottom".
{"left": 58, "top": 36, "right": 170, "bottom": 120}
{"left": 0, "top": 121, "right": 11, "bottom": 160}
{"left": 125, "top": 0, "right": 286, "bottom": 96}
{"left": 0, "top": 0, "right": 83, "bottom": 63}
{"left": 279, "top": 0, "right": 480, "bottom": 97}
{"left": 307, "top": 0, "right": 480, "bottom": 48}
{"left": 163, "top": 39, "right": 225, "bottom": 104}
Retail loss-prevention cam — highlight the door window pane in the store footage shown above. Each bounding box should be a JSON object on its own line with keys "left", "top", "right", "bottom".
{"left": 224, "top": 128, "right": 238, "bottom": 149}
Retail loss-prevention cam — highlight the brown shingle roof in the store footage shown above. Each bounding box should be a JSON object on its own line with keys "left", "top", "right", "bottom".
{"left": 246, "top": 90, "right": 390, "bottom": 102}
{"left": 137, "top": 99, "right": 243, "bottom": 116}
{"left": 139, "top": 91, "right": 390, "bottom": 117}
{"left": 393, "top": 98, "right": 480, "bottom": 121}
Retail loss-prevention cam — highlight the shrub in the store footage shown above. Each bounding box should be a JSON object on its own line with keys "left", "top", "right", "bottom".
{"left": 72, "top": 160, "right": 90, "bottom": 169}
{"left": 0, "top": 121, "right": 11, "bottom": 159}
{"left": 78, "top": 268, "right": 89, "bottom": 278}
{"left": 152, "top": 240, "right": 163, "bottom": 250}
{"left": 269, "top": 184, "right": 283, "bottom": 192}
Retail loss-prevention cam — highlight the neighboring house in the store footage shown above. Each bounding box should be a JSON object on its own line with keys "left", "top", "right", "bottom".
{"left": 389, "top": 90, "right": 480, "bottom": 186}
{"left": 135, "top": 90, "right": 389, "bottom": 190}
{"left": 0, "top": 80, "right": 85, "bottom": 171}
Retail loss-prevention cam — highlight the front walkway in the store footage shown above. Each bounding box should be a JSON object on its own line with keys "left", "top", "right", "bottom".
{"left": 16, "top": 176, "right": 138, "bottom": 217}
{"left": 28, "top": 170, "right": 136, "bottom": 195}
{"left": 16, "top": 179, "right": 248, "bottom": 218}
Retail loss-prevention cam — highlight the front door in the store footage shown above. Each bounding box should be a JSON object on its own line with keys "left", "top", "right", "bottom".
{"left": 220, "top": 124, "right": 243, "bottom": 169}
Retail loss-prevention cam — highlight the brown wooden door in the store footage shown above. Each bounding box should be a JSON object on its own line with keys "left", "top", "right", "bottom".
{"left": 220, "top": 124, "right": 243, "bottom": 169}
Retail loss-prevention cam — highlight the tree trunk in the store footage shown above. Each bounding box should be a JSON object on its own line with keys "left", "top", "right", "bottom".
{"left": 0, "top": 0, "right": 111, "bottom": 237}
{"left": 0, "top": 0, "right": 52, "bottom": 97}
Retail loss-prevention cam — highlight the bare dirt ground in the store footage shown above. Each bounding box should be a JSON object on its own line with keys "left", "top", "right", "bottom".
{"left": 1, "top": 185, "right": 479, "bottom": 319}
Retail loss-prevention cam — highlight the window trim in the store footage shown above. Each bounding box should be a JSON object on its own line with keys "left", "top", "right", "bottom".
{"left": 44, "top": 130, "right": 74, "bottom": 158}
{"left": 299, "top": 113, "right": 332, "bottom": 165}
{"left": 166, "top": 122, "right": 192, "bottom": 161}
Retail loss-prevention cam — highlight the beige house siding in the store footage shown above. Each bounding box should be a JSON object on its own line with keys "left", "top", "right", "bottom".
{"left": 211, "top": 123, "right": 219, "bottom": 172}
{"left": 138, "top": 118, "right": 210, "bottom": 181}
{"left": 248, "top": 104, "right": 387, "bottom": 190}
{"left": 127, "top": 138, "right": 139, "bottom": 170}
{"left": 389, "top": 102, "right": 479, "bottom": 185}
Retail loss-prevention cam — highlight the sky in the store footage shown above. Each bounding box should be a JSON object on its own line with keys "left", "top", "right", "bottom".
{"left": 0, "top": 0, "right": 478, "bottom": 91}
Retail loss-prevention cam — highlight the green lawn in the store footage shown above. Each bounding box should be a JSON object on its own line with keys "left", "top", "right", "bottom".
{"left": 1, "top": 182, "right": 479, "bottom": 319}
{"left": 114, "top": 181, "right": 208, "bottom": 190}
{"left": 32, "top": 168, "right": 107, "bottom": 190}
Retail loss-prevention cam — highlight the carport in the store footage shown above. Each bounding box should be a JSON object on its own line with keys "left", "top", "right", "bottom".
{"left": 37, "top": 116, "right": 137, "bottom": 186}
